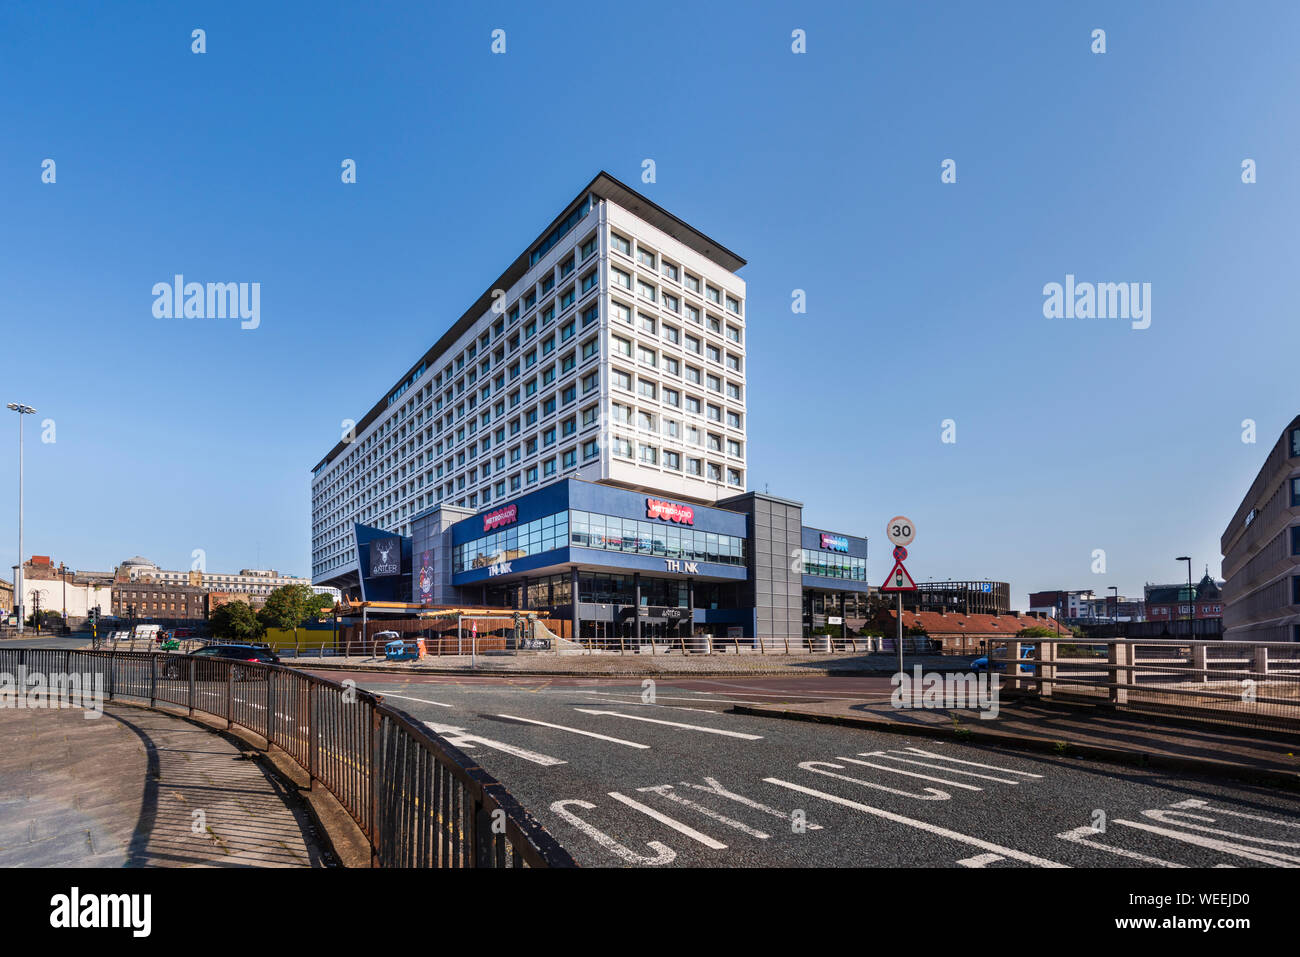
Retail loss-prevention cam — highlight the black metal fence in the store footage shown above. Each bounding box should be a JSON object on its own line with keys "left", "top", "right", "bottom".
{"left": 0, "top": 648, "right": 575, "bottom": 868}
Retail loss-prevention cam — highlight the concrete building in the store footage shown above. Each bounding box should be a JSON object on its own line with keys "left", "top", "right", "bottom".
{"left": 314, "top": 172, "right": 873, "bottom": 641}
{"left": 313, "top": 172, "right": 750, "bottom": 597}
{"left": 907, "top": 580, "right": 1010, "bottom": 615}
{"left": 1220, "top": 416, "right": 1300, "bottom": 642}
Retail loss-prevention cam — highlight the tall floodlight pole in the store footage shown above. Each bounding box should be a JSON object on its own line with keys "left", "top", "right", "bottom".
{"left": 7, "top": 403, "right": 37, "bottom": 635}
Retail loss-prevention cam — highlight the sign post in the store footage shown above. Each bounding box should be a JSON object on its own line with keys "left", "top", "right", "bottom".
{"left": 881, "top": 517, "right": 918, "bottom": 676}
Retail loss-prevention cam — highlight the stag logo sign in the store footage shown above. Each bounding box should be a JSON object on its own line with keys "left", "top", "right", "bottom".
{"left": 483, "top": 504, "right": 518, "bottom": 532}
{"left": 646, "top": 497, "right": 695, "bottom": 525}
{"left": 369, "top": 537, "right": 401, "bottom": 577}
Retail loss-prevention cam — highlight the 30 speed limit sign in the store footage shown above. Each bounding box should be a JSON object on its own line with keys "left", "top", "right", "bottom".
{"left": 886, "top": 516, "right": 916, "bottom": 547}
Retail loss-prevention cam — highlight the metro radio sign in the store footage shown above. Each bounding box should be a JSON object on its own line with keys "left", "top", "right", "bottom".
{"left": 820, "top": 533, "right": 849, "bottom": 552}
{"left": 646, "top": 497, "right": 695, "bottom": 525}
{"left": 483, "top": 504, "right": 518, "bottom": 532}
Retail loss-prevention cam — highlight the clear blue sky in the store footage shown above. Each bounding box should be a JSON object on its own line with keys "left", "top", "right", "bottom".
{"left": 3, "top": 1, "right": 1298, "bottom": 604}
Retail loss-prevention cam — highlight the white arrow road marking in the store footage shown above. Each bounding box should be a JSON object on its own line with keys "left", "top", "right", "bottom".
{"left": 868, "top": 751, "right": 1026, "bottom": 785}
{"left": 895, "top": 747, "right": 1044, "bottom": 777}
{"left": 835, "top": 755, "right": 982, "bottom": 791}
{"left": 550, "top": 800, "right": 675, "bottom": 865}
{"left": 1114, "top": 819, "right": 1300, "bottom": 866}
{"left": 574, "top": 708, "right": 763, "bottom": 740}
{"left": 608, "top": 792, "right": 728, "bottom": 849}
{"left": 496, "top": 714, "right": 649, "bottom": 749}
{"left": 763, "top": 777, "right": 1068, "bottom": 868}
{"left": 957, "top": 853, "right": 1004, "bottom": 868}
{"left": 1056, "top": 825, "right": 1186, "bottom": 867}
{"left": 423, "top": 721, "right": 566, "bottom": 766}
{"left": 637, "top": 785, "right": 770, "bottom": 839}
{"left": 380, "top": 691, "right": 453, "bottom": 708}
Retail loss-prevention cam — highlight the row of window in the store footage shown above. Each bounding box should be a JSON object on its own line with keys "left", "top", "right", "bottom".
{"left": 800, "top": 549, "right": 868, "bottom": 582}
{"left": 452, "top": 508, "right": 749, "bottom": 575}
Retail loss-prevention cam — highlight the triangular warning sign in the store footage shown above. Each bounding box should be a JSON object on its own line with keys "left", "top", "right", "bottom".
{"left": 880, "top": 559, "right": 917, "bottom": 592}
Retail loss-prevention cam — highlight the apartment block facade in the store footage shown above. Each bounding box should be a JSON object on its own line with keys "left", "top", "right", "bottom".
{"left": 312, "top": 172, "right": 749, "bottom": 595}
{"left": 1221, "top": 414, "right": 1300, "bottom": 641}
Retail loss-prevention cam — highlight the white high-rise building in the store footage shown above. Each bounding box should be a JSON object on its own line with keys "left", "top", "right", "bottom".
{"left": 311, "top": 172, "right": 747, "bottom": 593}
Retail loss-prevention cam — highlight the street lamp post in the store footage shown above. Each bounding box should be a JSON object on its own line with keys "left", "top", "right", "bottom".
{"left": 1176, "top": 556, "right": 1193, "bottom": 637}
{"left": 7, "top": 403, "right": 37, "bottom": 635}
{"left": 1109, "top": 585, "right": 1119, "bottom": 625}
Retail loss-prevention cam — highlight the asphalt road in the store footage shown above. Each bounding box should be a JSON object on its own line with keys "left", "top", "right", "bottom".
{"left": 308, "top": 671, "right": 1300, "bottom": 868}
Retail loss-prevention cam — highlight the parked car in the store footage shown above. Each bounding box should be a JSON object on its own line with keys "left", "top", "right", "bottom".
{"left": 163, "top": 644, "right": 280, "bottom": 681}
{"left": 972, "top": 643, "right": 1037, "bottom": 674}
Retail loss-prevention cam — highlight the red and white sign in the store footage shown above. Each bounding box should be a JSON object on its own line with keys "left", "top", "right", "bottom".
{"left": 880, "top": 560, "right": 917, "bottom": 592}
{"left": 483, "top": 504, "right": 518, "bottom": 532}
{"left": 646, "top": 497, "right": 695, "bottom": 525}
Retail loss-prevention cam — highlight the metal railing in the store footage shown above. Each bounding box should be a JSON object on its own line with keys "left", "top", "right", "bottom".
{"left": 987, "top": 637, "right": 1300, "bottom": 732}
{"left": 0, "top": 647, "right": 575, "bottom": 867}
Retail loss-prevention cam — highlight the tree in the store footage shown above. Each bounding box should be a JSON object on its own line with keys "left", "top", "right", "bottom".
{"left": 210, "top": 600, "right": 264, "bottom": 642}
{"left": 304, "top": 591, "right": 334, "bottom": 620}
{"left": 258, "top": 583, "right": 316, "bottom": 648}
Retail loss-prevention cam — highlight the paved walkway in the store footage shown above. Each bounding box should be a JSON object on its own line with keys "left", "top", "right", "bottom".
{"left": 0, "top": 703, "right": 328, "bottom": 867}
{"left": 283, "top": 651, "right": 971, "bottom": 676}
{"left": 733, "top": 696, "right": 1300, "bottom": 787}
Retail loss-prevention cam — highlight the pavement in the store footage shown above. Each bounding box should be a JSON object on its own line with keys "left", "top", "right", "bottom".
{"left": 306, "top": 670, "right": 1300, "bottom": 867}
{"left": 0, "top": 701, "right": 331, "bottom": 867}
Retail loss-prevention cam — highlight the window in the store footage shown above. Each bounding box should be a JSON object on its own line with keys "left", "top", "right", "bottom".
{"left": 562, "top": 448, "right": 577, "bottom": 469}
{"left": 638, "top": 346, "right": 657, "bottom": 367}
{"left": 637, "top": 280, "right": 657, "bottom": 302}
{"left": 637, "top": 379, "right": 657, "bottom": 400}
{"left": 662, "top": 293, "right": 679, "bottom": 313}
{"left": 726, "top": 382, "right": 742, "bottom": 400}
{"left": 581, "top": 337, "right": 599, "bottom": 359}
{"left": 581, "top": 271, "right": 598, "bottom": 293}
{"left": 613, "top": 335, "right": 632, "bottom": 357}
{"left": 661, "top": 260, "right": 679, "bottom": 282}
{"left": 612, "top": 268, "right": 631, "bottom": 289}
{"left": 706, "top": 285, "right": 721, "bottom": 304}
{"left": 727, "top": 439, "right": 742, "bottom": 457}
{"left": 663, "top": 356, "right": 679, "bottom": 376}
{"left": 727, "top": 410, "right": 742, "bottom": 429}
{"left": 685, "top": 334, "right": 700, "bottom": 354}
{"left": 612, "top": 301, "right": 631, "bottom": 324}
{"left": 637, "top": 248, "right": 656, "bottom": 268}
{"left": 663, "top": 387, "right": 680, "bottom": 407}
{"left": 581, "top": 235, "right": 598, "bottom": 260}
{"left": 583, "top": 438, "right": 600, "bottom": 459}
{"left": 582, "top": 303, "right": 599, "bottom": 327}
{"left": 662, "top": 324, "right": 679, "bottom": 344}
{"left": 726, "top": 295, "right": 741, "bottom": 315}
{"left": 639, "top": 313, "right": 656, "bottom": 334}
{"left": 684, "top": 274, "right": 700, "bottom": 293}
{"left": 707, "top": 344, "right": 721, "bottom": 363}
{"left": 611, "top": 233, "right": 631, "bottom": 255}
{"left": 638, "top": 444, "right": 658, "bottom": 465}
{"left": 687, "top": 457, "right": 702, "bottom": 475}
{"left": 664, "top": 450, "right": 680, "bottom": 470}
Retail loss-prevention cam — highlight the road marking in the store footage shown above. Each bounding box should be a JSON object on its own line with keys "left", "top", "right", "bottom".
{"left": 763, "top": 777, "right": 1068, "bottom": 867}
{"left": 868, "top": 751, "right": 1027, "bottom": 785}
{"left": 608, "top": 792, "right": 728, "bottom": 849}
{"left": 1141, "top": 808, "right": 1300, "bottom": 850}
{"left": 1114, "top": 819, "right": 1300, "bottom": 866}
{"left": 574, "top": 708, "right": 763, "bottom": 740}
{"left": 422, "top": 721, "right": 566, "bottom": 766}
{"left": 1170, "top": 798, "right": 1300, "bottom": 829}
{"left": 637, "top": 785, "right": 770, "bottom": 839}
{"left": 496, "top": 714, "right": 649, "bottom": 749}
{"left": 836, "top": 755, "right": 982, "bottom": 791}
{"left": 378, "top": 691, "right": 453, "bottom": 708}
{"left": 894, "top": 747, "right": 1044, "bottom": 777}
{"left": 799, "top": 761, "right": 951, "bottom": 800}
{"left": 957, "top": 853, "right": 1004, "bottom": 868}
{"left": 550, "top": 800, "right": 676, "bottom": 865}
{"left": 1056, "top": 825, "right": 1186, "bottom": 868}
{"left": 682, "top": 777, "right": 824, "bottom": 830}
{"left": 574, "top": 690, "right": 763, "bottom": 710}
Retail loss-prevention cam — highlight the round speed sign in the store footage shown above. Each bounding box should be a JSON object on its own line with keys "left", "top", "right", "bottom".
{"left": 886, "top": 516, "right": 916, "bottom": 547}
